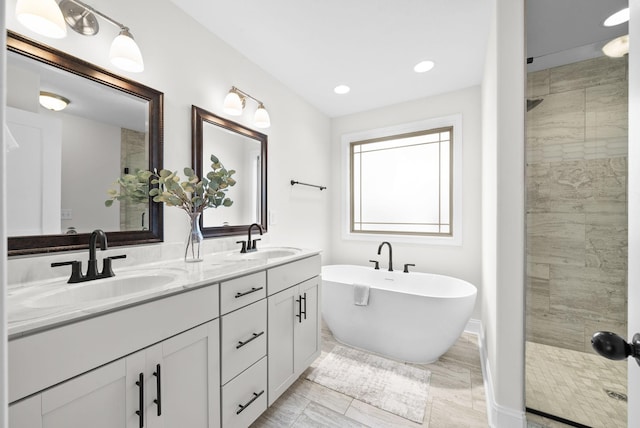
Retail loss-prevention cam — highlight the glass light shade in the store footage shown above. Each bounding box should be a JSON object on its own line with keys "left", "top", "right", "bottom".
{"left": 604, "top": 8, "right": 629, "bottom": 27}
{"left": 223, "top": 91, "right": 244, "bottom": 115}
{"left": 110, "top": 29, "right": 144, "bottom": 73}
{"left": 254, "top": 105, "right": 271, "bottom": 128}
{"left": 39, "top": 92, "right": 70, "bottom": 111}
{"left": 16, "top": 0, "right": 67, "bottom": 39}
{"left": 602, "top": 35, "right": 629, "bottom": 58}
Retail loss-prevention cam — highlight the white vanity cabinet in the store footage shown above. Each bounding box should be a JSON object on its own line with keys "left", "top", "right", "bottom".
{"left": 219, "top": 273, "right": 268, "bottom": 427}
{"left": 267, "top": 255, "right": 321, "bottom": 405}
{"left": 9, "top": 320, "right": 220, "bottom": 428}
{"left": 8, "top": 251, "right": 322, "bottom": 428}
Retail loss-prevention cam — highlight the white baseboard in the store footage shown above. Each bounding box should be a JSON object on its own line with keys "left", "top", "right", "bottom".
{"left": 468, "top": 319, "right": 526, "bottom": 428}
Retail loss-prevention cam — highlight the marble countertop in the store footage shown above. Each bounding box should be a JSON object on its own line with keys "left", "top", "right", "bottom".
{"left": 7, "top": 247, "right": 320, "bottom": 339}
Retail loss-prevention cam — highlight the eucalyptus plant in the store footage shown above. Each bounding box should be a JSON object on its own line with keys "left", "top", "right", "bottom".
{"left": 106, "top": 154, "right": 237, "bottom": 216}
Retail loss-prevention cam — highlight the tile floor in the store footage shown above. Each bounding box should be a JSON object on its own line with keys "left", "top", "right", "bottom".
{"left": 526, "top": 341, "right": 627, "bottom": 428}
{"left": 251, "top": 323, "right": 488, "bottom": 427}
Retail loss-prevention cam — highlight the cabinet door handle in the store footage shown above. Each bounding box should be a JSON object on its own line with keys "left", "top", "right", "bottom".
{"left": 235, "top": 286, "right": 264, "bottom": 298}
{"left": 301, "top": 292, "right": 307, "bottom": 320}
{"left": 153, "top": 364, "right": 162, "bottom": 416}
{"left": 135, "top": 372, "right": 144, "bottom": 427}
{"left": 236, "top": 390, "right": 265, "bottom": 415}
{"left": 296, "top": 296, "right": 302, "bottom": 323}
{"left": 236, "top": 331, "right": 265, "bottom": 349}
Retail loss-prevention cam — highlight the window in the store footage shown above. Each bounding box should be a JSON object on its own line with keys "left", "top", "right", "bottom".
{"left": 342, "top": 115, "right": 462, "bottom": 244}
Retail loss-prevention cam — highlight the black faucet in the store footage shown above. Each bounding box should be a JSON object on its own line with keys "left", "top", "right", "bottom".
{"left": 87, "top": 229, "right": 108, "bottom": 279}
{"left": 51, "top": 229, "right": 126, "bottom": 283}
{"left": 377, "top": 241, "right": 393, "bottom": 272}
{"left": 237, "top": 223, "right": 263, "bottom": 253}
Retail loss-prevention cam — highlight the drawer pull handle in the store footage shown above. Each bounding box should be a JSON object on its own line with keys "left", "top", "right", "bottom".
{"left": 236, "top": 331, "right": 265, "bottom": 349}
{"left": 135, "top": 372, "right": 144, "bottom": 427}
{"left": 153, "top": 364, "right": 162, "bottom": 416}
{"left": 235, "top": 286, "right": 264, "bottom": 298}
{"left": 296, "top": 296, "right": 302, "bottom": 323}
{"left": 236, "top": 390, "right": 265, "bottom": 415}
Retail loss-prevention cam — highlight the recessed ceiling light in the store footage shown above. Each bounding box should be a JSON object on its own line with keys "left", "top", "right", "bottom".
{"left": 414, "top": 60, "right": 435, "bottom": 73}
{"left": 604, "top": 8, "right": 629, "bottom": 27}
{"left": 334, "top": 85, "right": 350, "bottom": 95}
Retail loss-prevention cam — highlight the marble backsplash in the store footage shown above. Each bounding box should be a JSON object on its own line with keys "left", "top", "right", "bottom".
{"left": 526, "top": 55, "right": 628, "bottom": 353}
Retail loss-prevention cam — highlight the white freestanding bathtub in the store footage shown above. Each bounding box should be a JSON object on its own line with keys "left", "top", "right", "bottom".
{"left": 321, "top": 265, "right": 477, "bottom": 364}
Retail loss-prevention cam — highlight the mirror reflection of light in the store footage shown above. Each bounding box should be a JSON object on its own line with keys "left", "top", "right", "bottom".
{"left": 39, "top": 91, "right": 70, "bottom": 111}
{"left": 604, "top": 8, "right": 629, "bottom": 27}
{"left": 602, "top": 34, "right": 629, "bottom": 58}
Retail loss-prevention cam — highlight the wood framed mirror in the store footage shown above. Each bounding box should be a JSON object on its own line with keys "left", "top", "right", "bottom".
{"left": 6, "top": 31, "right": 164, "bottom": 255}
{"left": 191, "top": 105, "right": 267, "bottom": 238}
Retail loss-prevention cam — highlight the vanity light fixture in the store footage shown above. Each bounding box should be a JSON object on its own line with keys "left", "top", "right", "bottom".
{"left": 223, "top": 87, "right": 271, "bottom": 128}
{"left": 604, "top": 8, "right": 630, "bottom": 27}
{"left": 15, "top": 0, "right": 144, "bottom": 73}
{"left": 15, "top": 0, "right": 67, "bottom": 39}
{"left": 602, "top": 34, "right": 629, "bottom": 58}
{"left": 39, "top": 91, "right": 71, "bottom": 111}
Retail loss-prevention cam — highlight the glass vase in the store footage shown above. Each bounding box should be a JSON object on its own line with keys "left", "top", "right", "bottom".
{"left": 185, "top": 212, "right": 204, "bottom": 262}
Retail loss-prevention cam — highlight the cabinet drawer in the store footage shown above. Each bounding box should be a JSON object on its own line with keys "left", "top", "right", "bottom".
{"left": 267, "top": 255, "right": 321, "bottom": 296}
{"left": 220, "top": 271, "right": 266, "bottom": 315}
{"left": 221, "top": 357, "right": 267, "bottom": 428}
{"left": 221, "top": 300, "right": 267, "bottom": 385}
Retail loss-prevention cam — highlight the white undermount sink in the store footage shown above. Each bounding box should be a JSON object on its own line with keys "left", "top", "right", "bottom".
{"left": 225, "top": 247, "right": 301, "bottom": 261}
{"left": 24, "top": 271, "right": 180, "bottom": 309}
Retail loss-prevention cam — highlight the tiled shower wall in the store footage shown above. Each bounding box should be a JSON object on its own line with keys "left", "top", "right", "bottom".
{"left": 119, "top": 128, "right": 149, "bottom": 231}
{"left": 526, "top": 56, "right": 628, "bottom": 353}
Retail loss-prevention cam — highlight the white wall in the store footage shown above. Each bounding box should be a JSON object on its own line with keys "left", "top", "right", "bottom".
{"left": 481, "top": 0, "right": 526, "bottom": 426}
{"left": 56, "top": 113, "right": 121, "bottom": 234}
{"left": 4, "top": 0, "right": 332, "bottom": 270}
{"left": 481, "top": 0, "right": 498, "bottom": 416}
{"left": 329, "top": 86, "right": 483, "bottom": 319}
{"left": 627, "top": 1, "right": 640, "bottom": 424}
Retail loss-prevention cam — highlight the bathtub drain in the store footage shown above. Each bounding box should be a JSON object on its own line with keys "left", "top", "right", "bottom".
{"left": 604, "top": 389, "right": 627, "bottom": 402}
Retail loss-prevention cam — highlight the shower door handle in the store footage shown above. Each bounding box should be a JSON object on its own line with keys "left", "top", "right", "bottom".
{"left": 591, "top": 331, "right": 640, "bottom": 366}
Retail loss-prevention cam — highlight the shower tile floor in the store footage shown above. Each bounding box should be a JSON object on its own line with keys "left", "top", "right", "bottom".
{"left": 526, "top": 341, "right": 627, "bottom": 428}
{"left": 251, "top": 322, "right": 488, "bottom": 427}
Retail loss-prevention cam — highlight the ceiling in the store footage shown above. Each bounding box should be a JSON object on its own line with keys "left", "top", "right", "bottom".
{"left": 171, "top": 0, "right": 492, "bottom": 118}
{"left": 171, "top": 0, "right": 630, "bottom": 118}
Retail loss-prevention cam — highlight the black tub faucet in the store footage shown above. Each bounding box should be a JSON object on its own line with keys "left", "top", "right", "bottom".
{"left": 377, "top": 241, "right": 393, "bottom": 272}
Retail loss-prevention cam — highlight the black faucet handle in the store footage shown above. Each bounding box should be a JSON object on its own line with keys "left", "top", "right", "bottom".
{"left": 236, "top": 240, "right": 248, "bottom": 254}
{"left": 251, "top": 238, "right": 261, "bottom": 251}
{"left": 403, "top": 263, "right": 415, "bottom": 273}
{"left": 51, "top": 260, "right": 78, "bottom": 267}
{"left": 101, "top": 254, "right": 127, "bottom": 278}
{"left": 51, "top": 260, "right": 84, "bottom": 283}
{"left": 369, "top": 260, "right": 380, "bottom": 270}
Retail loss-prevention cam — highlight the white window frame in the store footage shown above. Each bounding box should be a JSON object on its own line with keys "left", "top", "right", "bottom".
{"left": 341, "top": 114, "right": 463, "bottom": 246}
